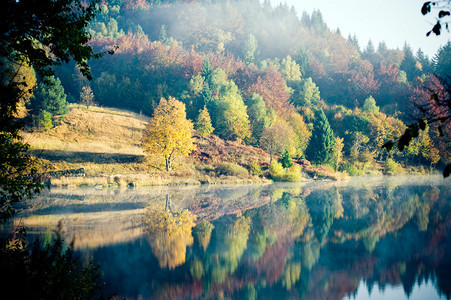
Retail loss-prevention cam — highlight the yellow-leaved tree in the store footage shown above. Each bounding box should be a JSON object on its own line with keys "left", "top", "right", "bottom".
{"left": 143, "top": 97, "right": 195, "bottom": 171}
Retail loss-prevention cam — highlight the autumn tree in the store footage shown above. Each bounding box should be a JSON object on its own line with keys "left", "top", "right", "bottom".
{"left": 260, "top": 121, "right": 296, "bottom": 163}
{"left": 80, "top": 85, "right": 94, "bottom": 108}
{"left": 142, "top": 97, "right": 195, "bottom": 171}
{"left": 195, "top": 106, "right": 214, "bottom": 140}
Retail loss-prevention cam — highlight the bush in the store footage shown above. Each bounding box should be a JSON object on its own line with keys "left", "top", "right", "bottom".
{"left": 270, "top": 163, "right": 303, "bottom": 182}
{"left": 249, "top": 162, "right": 262, "bottom": 176}
{"left": 282, "top": 165, "right": 303, "bottom": 182}
{"left": 269, "top": 162, "right": 283, "bottom": 177}
{"left": 216, "top": 162, "right": 249, "bottom": 177}
{"left": 39, "top": 110, "right": 53, "bottom": 131}
{"left": 385, "top": 158, "right": 404, "bottom": 175}
{"left": 340, "top": 162, "right": 364, "bottom": 176}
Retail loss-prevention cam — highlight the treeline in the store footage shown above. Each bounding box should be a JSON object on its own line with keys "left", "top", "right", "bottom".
{"left": 30, "top": 0, "right": 449, "bottom": 173}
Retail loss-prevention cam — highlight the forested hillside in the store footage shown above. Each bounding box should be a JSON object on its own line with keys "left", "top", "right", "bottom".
{"left": 33, "top": 0, "right": 449, "bottom": 175}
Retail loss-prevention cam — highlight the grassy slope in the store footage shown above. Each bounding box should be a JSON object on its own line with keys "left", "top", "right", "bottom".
{"left": 22, "top": 104, "right": 274, "bottom": 186}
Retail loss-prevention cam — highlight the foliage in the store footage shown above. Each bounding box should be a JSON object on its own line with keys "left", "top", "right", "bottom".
{"left": 142, "top": 97, "right": 195, "bottom": 171}
{"left": 385, "top": 158, "right": 404, "bottom": 175}
{"left": 278, "top": 149, "right": 294, "bottom": 169}
{"left": 215, "top": 162, "right": 249, "bottom": 177}
{"left": 306, "top": 109, "right": 335, "bottom": 165}
{"left": 0, "top": 225, "right": 103, "bottom": 299}
{"left": 0, "top": 133, "right": 43, "bottom": 222}
{"left": 249, "top": 162, "right": 262, "bottom": 176}
{"left": 260, "top": 121, "right": 296, "bottom": 163}
{"left": 144, "top": 205, "right": 197, "bottom": 269}
{"left": 362, "top": 96, "right": 380, "bottom": 115}
{"left": 195, "top": 106, "right": 214, "bottom": 139}
{"left": 80, "top": 86, "right": 95, "bottom": 108}
{"left": 28, "top": 76, "right": 69, "bottom": 129}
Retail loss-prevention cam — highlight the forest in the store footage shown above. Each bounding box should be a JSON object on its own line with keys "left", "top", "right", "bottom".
{"left": 20, "top": 0, "right": 451, "bottom": 177}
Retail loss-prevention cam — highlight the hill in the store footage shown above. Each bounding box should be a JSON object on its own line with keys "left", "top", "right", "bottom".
{"left": 22, "top": 104, "right": 281, "bottom": 187}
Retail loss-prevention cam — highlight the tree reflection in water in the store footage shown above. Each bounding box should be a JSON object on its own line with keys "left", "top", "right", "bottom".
{"left": 94, "top": 179, "right": 451, "bottom": 299}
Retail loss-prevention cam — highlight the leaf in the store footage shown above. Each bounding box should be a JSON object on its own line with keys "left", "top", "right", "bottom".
{"left": 421, "top": 2, "right": 432, "bottom": 15}
{"left": 444, "top": 164, "right": 451, "bottom": 178}
{"left": 438, "top": 10, "right": 450, "bottom": 18}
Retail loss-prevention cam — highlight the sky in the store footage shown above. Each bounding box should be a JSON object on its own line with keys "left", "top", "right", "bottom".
{"left": 269, "top": 0, "right": 450, "bottom": 58}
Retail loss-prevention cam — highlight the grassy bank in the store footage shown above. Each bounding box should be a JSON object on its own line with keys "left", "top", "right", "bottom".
{"left": 22, "top": 104, "right": 347, "bottom": 187}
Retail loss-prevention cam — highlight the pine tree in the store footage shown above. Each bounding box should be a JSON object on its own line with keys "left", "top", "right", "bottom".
{"left": 201, "top": 58, "right": 213, "bottom": 83}
{"left": 306, "top": 109, "right": 335, "bottom": 165}
{"left": 28, "top": 75, "right": 68, "bottom": 129}
{"left": 278, "top": 149, "right": 293, "bottom": 168}
{"left": 195, "top": 106, "right": 214, "bottom": 140}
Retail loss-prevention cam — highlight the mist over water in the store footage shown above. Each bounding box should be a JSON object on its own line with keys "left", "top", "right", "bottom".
{"left": 4, "top": 175, "right": 450, "bottom": 299}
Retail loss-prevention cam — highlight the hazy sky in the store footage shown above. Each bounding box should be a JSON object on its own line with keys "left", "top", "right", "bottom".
{"left": 270, "top": 0, "right": 450, "bottom": 58}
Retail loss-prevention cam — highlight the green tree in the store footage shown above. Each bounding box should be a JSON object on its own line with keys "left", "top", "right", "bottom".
{"left": 291, "top": 77, "right": 320, "bottom": 107}
{"left": 209, "top": 69, "right": 251, "bottom": 141}
{"left": 1, "top": 0, "right": 107, "bottom": 222}
{"left": 246, "top": 93, "right": 269, "bottom": 145}
{"left": 278, "top": 149, "right": 294, "bottom": 168}
{"left": 362, "top": 96, "right": 380, "bottom": 115}
{"left": 195, "top": 106, "right": 214, "bottom": 140}
{"left": 142, "top": 97, "right": 195, "bottom": 171}
{"left": 306, "top": 109, "right": 335, "bottom": 165}
{"left": 28, "top": 76, "right": 68, "bottom": 129}
{"left": 243, "top": 34, "right": 258, "bottom": 64}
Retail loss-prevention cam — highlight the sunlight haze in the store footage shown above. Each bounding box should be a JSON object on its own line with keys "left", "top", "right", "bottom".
{"left": 271, "top": 0, "right": 450, "bottom": 57}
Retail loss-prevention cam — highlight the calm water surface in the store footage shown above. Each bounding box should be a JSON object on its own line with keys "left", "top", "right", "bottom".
{"left": 5, "top": 176, "right": 451, "bottom": 300}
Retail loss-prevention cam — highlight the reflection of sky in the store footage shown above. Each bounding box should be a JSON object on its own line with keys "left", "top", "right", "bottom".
{"left": 344, "top": 280, "right": 447, "bottom": 300}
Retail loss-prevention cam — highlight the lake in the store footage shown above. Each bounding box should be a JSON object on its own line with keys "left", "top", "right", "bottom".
{"left": 4, "top": 176, "right": 451, "bottom": 300}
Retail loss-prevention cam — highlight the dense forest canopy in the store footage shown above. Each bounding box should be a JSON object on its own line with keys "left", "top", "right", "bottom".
{"left": 45, "top": 0, "right": 449, "bottom": 173}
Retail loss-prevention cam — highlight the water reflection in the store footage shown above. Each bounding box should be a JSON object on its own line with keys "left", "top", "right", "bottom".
{"left": 5, "top": 176, "right": 451, "bottom": 299}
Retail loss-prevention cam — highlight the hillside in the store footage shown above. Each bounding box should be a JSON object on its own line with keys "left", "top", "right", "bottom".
{"left": 22, "top": 105, "right": 281, "bottom": 186}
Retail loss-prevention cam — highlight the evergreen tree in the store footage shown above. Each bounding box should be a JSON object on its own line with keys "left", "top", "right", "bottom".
{"left": 400, "top": 43, "right": 418, "bottom": 81}
{"left": 306, "top": 109, "right": 335, "bottom": 165}
{"left": 278, "top": 149, "right": 293, "bottom": 168}
{"left": 201, "top": 58, "right": 213, "bottom": 83}
{"left": 28, "top": 76, "right": 68, "bottom": 129}
{"left": 433, "top": 41, "right": 451, "bottom": 79}
{"left": 364, "top": 39, "right": 375, "bottom": 55}
{"left": 159, "top": 25, "right": 168, "bottom": 46}
{"left": 195, "top": 106, "right": 214, "bottom": 140}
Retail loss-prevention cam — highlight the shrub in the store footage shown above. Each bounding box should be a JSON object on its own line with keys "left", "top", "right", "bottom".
{"left": 216, "top": 162, "right": 249, "bottom": 177}
{"left": 270, "top": 163, "right": 303, "bottom": 182}
{"left": 249, "top": 162, "right": 262, "bottom": 176}
{"left": 269, "top": 162, "right": 283, "bottom": 177}
{"left": 385, "top": 158, "right": 404, "bottom": 175}
{"left": 282, "top": 165, "right": 303, "bottom": 182}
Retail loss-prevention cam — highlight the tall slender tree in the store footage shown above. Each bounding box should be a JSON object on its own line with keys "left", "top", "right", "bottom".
{"left": 306, "top": 109, "right": 335, "bottom": 165}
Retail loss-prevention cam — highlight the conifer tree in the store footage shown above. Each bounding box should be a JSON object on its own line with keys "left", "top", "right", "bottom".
{"left": 278, "top": 149, "right": 293, "bottom": 168}
{"left": 28, "top": 76, "right": 68, "bottom": 129}
{"left": 306, "top": 109, "right": 335, "bottom": 165}
{"left": 195, "top": 106, "right": 214, "bottom": 140}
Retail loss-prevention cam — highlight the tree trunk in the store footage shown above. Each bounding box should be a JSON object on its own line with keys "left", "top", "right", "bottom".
{"left": 165, "top": 155, "right": 172, "bottom": 171}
